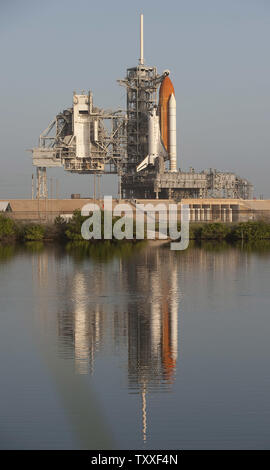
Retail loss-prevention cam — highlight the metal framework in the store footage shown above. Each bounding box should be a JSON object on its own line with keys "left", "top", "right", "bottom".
{"left": 32, "top": 92, "right": 127, "bottom": 198}
{"left": 118, "top": 66, "right": 168, "bottom": 172}
{"left": 121, "top": 167, "right": 253, "bottom": 200}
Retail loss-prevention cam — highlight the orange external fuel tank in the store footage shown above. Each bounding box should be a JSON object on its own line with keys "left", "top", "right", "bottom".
{"left": 158, "top": 76, "right": 175, "bottom": 151}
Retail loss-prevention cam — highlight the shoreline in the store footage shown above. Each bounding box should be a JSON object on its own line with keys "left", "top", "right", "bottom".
{"left": 2, "top": 212, "right": 270, "bottom": 245}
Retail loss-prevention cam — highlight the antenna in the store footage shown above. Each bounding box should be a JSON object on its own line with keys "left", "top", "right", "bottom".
{"left": 139, "top": 13, "right": 144, "bottom": 65}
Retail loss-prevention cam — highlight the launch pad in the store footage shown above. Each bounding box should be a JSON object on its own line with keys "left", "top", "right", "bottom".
{"left": 31, "top": 14, "right": 253, "bottom": 201}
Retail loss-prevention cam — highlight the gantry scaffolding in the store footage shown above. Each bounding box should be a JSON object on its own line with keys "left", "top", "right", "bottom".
{"left": 31, "top": 91, "right": 127, "bottom": 198}
{"left": 121, "top": 167, "right": 253, "bottom": 200}
{"left": 118, "top": 65, "right": 168, "bottom": 172}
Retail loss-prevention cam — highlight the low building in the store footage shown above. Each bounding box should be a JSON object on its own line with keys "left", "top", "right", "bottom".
{"left": 0, "top": 202, "right": 12, "bottom": 213}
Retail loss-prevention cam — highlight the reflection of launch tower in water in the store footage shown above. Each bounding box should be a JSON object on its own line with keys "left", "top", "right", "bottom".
{"left": 126, "top": 250, "right": 179, "bottom": 388}
{"left": 123, "top": 249, "right": 179, "bottom": 442}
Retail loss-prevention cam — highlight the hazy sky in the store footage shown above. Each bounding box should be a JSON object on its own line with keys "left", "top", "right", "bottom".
{"left": 0, "top": 0, "right": 269, "bottom": 199}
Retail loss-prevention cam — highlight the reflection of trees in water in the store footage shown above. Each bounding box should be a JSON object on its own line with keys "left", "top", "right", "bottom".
{"left": 0, "top": 244, "right": 17, "bottom": 262}
{"left": 24, "top": 241, "right": 44, "bottom": 253}
{"left": 234, "top": 239, "right": 270, "bottom": 254}
{"left": 196, "top": 239, "right": 270, "bottom": 254}
{"left": 2, "top": 238, "right": 270, "bottom": 266}
{"left": 65, "top": 240, "right": 147, "bottom": 263}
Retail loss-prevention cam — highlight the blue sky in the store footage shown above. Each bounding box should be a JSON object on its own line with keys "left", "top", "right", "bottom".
{"left": 0, "top": 0, "right": 269, "bottom": 198}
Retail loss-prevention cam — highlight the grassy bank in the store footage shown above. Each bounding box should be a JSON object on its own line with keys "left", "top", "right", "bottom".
{"left": 188, "top": 221, "right": 270, "bottom": 241}
{"left": 0, "top": 211, "right": 135, "bottom": 244}
{"left": 2, "top": 212, "right": 270, "bottom": 244}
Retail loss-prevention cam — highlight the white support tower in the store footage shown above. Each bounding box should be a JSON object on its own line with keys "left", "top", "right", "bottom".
{"left": 73, "top": 93, "right": 91, "bottom": 159}
{"left": 36, "top": 167, "right": 48, "bottom": 199}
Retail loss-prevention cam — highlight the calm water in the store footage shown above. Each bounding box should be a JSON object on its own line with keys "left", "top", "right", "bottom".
{"left": 1, "top": 241, "right": 270, "bottom": 449}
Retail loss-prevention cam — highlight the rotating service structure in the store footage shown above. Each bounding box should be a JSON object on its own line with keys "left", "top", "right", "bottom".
{"left": 31, "top": 91, "right": 127, "bottom": 198}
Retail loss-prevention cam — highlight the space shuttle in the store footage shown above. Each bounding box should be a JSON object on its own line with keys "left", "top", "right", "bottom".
{"left": 137, "top": 74, "right": 177, "bottom": 173}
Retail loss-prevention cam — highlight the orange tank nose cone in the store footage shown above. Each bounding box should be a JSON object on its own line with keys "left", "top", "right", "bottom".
{"left": 159, "top": 76, "right": 175, "bottom": 151}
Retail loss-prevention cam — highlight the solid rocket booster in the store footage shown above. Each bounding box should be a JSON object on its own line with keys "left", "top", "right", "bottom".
{"left": 158, "top": 76, "right": 177, "bottom": 172}
{"left": 168, "top": 93, "right": 177, "bottom": 172}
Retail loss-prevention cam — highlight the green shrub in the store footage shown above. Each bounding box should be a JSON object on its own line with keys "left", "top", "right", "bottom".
{"left": 53, "top": 216, "right": 68, "bottom": 240}
{"left": 65, "top": 210, "right": 89, "bottom": 241}
{"left": 43, "top": 216, "right": 68, "bottom": 241}
{"left": 189, "top": 224, "right": 203, "bottom": 240}
{"left": 173, "top": 223, "right": 203, "bottom": 240}
{"left": 54, "top": 215, "right": 67, "bottom": 227}
{"left": 0, "top": 244, "right": 16, "bottom": 260}
{"left": 65, "top": 210, "right": 127, "bottom": 241}
{"left": 23, "top": 224, "right": 45, "bottom": 241}
{"left": 200, "top": 223, "right": 230, "bottom": 240}
{"left": 0, "top": 215, "right": 16, "bottom": 241}
{"left": 230, "top": 221, "right": 270, "bottom": 240}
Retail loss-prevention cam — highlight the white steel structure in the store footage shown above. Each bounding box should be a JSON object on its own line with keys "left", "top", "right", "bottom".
{"left": 73, "top": 94, "right": 91, "bottom": 159}
{"left": 31, "top": 91, "right": 127, "bottom": 198}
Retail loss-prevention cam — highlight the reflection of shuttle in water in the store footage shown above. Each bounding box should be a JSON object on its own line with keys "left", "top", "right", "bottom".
{"left": 127, "top": 250, "right": 179, "bottom": 386}
{"left": 162, "top": 266, "right": 178, "bottom": 378}
{"left": 170, "top": 267, "right": 178, "bottom": 363}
